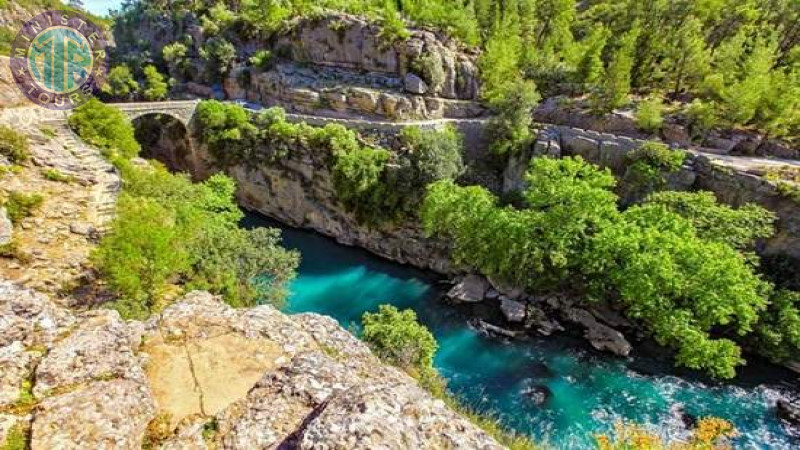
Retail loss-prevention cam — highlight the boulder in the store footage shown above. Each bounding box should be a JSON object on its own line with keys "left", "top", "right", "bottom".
{"left": 403, "top": 73, "right": 428, "bottom": 95}
{"left": 499, "top": 297, "right": 526, "bottom": 323}
{"left": 69, "top": 221, "right": 95, "bottom": 236}
{"left": 0, "top": 342, "right": 38, "bottom": 408}
{"left": 777, "top": 399, "right": 800, "bottom": 426}
{"left": 521, "top": 384, "right": 551, "bottom": 406}
{"left": 31, "top": 379, "right": 156, "bottom": 450}
{"left": 563, "top": 307, "right": 632, "bottom": 356}
{"left": 446, "top": 274, "right": 489, "bottom": 303}
{"left": 0, "top": 207, "right": 11, "bottom": 246}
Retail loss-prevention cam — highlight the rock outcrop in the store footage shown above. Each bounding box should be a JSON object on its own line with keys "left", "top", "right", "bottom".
{"left": 0, "top": 208, "right": 11, "bottom": 246}
{"left": 0, "top": 282, "right": 503, "bottom": 449}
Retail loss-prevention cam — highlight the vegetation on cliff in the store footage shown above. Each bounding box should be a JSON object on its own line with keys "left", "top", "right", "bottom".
{"left": 70, "top": 100, "right": 299, "bottom": 318}
{"left": 195, "top": 100, "right": 464, "bottom": 224}
{"left": 421, "top": 156, "right": 788, "bottom": 379}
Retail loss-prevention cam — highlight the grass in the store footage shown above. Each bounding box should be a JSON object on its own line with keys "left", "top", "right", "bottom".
{"left": 0, "top": 240, "right": 31, "bottom": 264}
{"left": 2, "top": 192, "right": 44, "bottom": 224}
{"left": 43, "top": 168, "right": 74, "bottom": 183}
{"left": 1, "top": 422, "right": 29, "bottom": 450}
{"left": 142, "top": 413, "right": 173, "bottom": 450}
{"left": 39, "top": 125, "right": 57, "bottom": 140}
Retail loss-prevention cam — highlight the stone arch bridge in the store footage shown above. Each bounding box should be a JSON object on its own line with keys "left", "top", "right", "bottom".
{"left": 109, "top": 100, "right": 201, "bottom": 127}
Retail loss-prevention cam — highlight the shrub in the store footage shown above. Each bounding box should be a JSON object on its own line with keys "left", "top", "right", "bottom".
{"left": 0, "top": 126, "right": 30, "bottom": 164}
{"left": 2, "top": 192, "right": 44, "bottom": 224}
{"left": 362, "top": 304, "right": 438, "bottom": 372}
{"left": 95, "top": 161, "right": 299, "bottom": 318}
{"left": 103, "top": 65, "right": 139, "bottom": 99}
{"left": 43, "top": 168, "right": 74, "bottom": 183}
{"left": 487, "top": 78, "right": 541, "bottom": 154}
{"left": 596, "top": 418, "right": 736, "bottom": 450}
{"left": 400, "top": 125, "right": 464, "bottom": 187}
{"left": 411, "top": 53, "right": 445, "bottom": 90}
{"left": 248, "top": 49, "right": 273, "bottom": 69}
{"left": 752, "top": 289, "right": 800, "bottom": 363}
{"left": 621, "top": 142, "right": 686, "bottom": 200}
{"left": 39, "top": 125, "right": 56, "bottom": 140}
{"left": 69, "top": 98, "right": 140, "bottom": 159}
{"left": 635, "top": 96, "right": 665, "bottom": 133}
{"left": 2, "top": 422, "right": 29, "bottom": 450}
{"left": 142, "top": 65, "right": 169, "bottom": 101}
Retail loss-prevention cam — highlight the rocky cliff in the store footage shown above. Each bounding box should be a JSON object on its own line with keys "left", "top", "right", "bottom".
{"left": 115, "top": 11, "right": 485, "bottom": 121}
{"left": 0, "top": 282, "right": 503, "bottom": 449}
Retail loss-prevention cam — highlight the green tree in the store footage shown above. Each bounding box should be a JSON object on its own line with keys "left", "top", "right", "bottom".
{"left": 752, "top": 289, "right": 800, "bottom": 363}
{"left": 399, "top": 124, "right": 464, "bottom": 187}
{"left": 362, "top": 305, "right": 438, "bottom": 372}
{"left": 634, "top": 96, "right": 665, "bottom": 133}
{"left": 142, "top": 65, "right": 169, "bottom": 101}
{"left": 69, "top": 98, "right": 140, "bottom": 159}
{"left": 486, "top": 78, "right": 541, "bottom": 154}
{"left": 592, "top": 25, "right": 639, "bottom": 112}
{"left": 661, "top": 16, "right": 710, "bottom": 95}
{"left": 94, "top": 196, "right": 191, "bottom": 318}
{"left": 590, "top": 204, "right": 771, "bottom": 379}
{"left": 200, "top": 37, "right": 237, "bottom": 81}
{"left": 645, "top": 191, "right": 775, "bottom": 251}
{"left": 103, "top": 64, "right": 139, "bottom": 99}
{"left": 575, "top": 26, "right": 609, "bottom": 88}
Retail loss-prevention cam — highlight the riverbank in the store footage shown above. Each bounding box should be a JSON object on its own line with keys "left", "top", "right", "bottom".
{"left": 245, "top": 211, "right": 800, "bottom": 448}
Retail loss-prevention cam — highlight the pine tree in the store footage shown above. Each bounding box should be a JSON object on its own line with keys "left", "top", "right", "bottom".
{"left": 575, "top": 26, "right": 610, "bottom": 89}
{"left": 662, "top": 17, "right": 710, "bottom": 95}
{"left": 591, "top": 24, "right": 640, "bottom": 112}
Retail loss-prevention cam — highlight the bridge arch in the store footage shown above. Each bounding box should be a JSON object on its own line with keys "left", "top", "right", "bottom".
{"left": 131, "top": 112, "right": 198, "bottom": 176}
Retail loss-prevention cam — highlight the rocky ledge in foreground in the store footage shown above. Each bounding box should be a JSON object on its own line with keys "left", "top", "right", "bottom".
{"left": 0, "top": 281, "right": 503, "bottom": 449}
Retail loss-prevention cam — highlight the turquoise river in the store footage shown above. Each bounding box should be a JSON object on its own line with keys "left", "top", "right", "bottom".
{"left": 245, "top": 213, "right": 800, "bottom": 449}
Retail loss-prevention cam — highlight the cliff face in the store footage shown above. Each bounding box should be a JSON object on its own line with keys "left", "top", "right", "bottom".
{"left": 180, "top": 127, "right": 456, "bottom": 274}
{"left": 0, "top": 282, "right": 503, "bottom": 449}
{"left": 115, "top": 11, "right": 485, "bottom": 120}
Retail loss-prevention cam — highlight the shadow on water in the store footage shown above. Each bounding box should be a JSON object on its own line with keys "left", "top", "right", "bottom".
{"left": 243, "top": 211, "right": 800, "bottom": 448}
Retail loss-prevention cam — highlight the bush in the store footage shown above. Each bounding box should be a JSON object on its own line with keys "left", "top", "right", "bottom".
{"left": 248, "top": 49, "right": 273, "bottom": 69}
{"left": 95, "top": 161, "right": 299, "bottom": 318}
{"left": 2, "top": 192, "right": 44, "bottom": 224}
{"left": 103, "top": 65, "right": 139, "bottom": 99}
{"left": 399, "top": 125, "right": 464, "bottom": 187}
{"left": 596, "top": 418, "right": 737, "bottom": 450}
{"left": 621, "top": 142, "right": 686, "bottom": 200}
{"left": 411, "top": 53, "right": 445, "bottom": 90}
{"left": 0, "top": 126, "right": 30, "bottom": 164}
{"left": 645, "top": 191, "right": 775, "bottom": 251}
{"left": 487, "top": 78, "right": 541, "bottom": 154}
{"left": 752, "top": 289, "right": 800, "bottom": 363}
{"left": 142, "top": 65, "right": 169, "bottom": 101}
{"left": 69, "top": 98, "right": 140, "bottom": 159}
{"left": 43, "top": 168, "right": 74, "bottom": 183}
{"left": 362, "top": 304, "right": 438, "bottom": 372}
{"left": 635, "top": 97, "right": 665, "bottom": 133}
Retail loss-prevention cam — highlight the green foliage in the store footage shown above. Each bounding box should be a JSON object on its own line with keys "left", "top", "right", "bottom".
{"left": 645, "top": 191, "right": 775, "bottom": 251}
{"left": 142, "top": 65, "right": 169, "bottom": 101}
{"left": 411, "top": 53, "right": 445, "bottom": 91}
{"left": 422, "top": 155, "right": 776, "bottom": 378}
{"left": 200, "top": 37, "right": 237, "bottom": 81}
{"left": 685, "top": 99, "right": 719, "bottom": 139}
{"left": 94, "top": 196, "right": 191, "bottom": 318}
{"left": 486, "top": 79, "right": 541, "bottom": 154}
{"left": 752, "top": 289, "right": 800, "bottom": 363}
{"left": 0, "top": 126, "right": 30, "bottom": 164}
{"left": 590, "top": 204, "right": 770, "bottom": 379}
{"left": 331, "top": 144, "right": 392, "bottom": 220}
{"left": 43, "top": 168, "right": 75, "bottom": 183}
{"left": 422, "top": 157, "right": 618, "bottom": 289}
{"left": 362, "top": 304, "right": 438, "bottom": 371}
{"left": 399, "top": 124, "right": 464, "bottom": 187}
{"left": 621, "top": 142, "right": 685, "bottom": 200}
{"left": 248, "top": 49, "right": 273, "bottom": 69}
{"left": 1, "top": 422, "right": 29, "bottom": 450}
{"left": 94, "top": 160, "right": 299, "bottom": 319}
{"left": 634, "top": 97, "right": 665, "bottom": 134}
{"left": 2, "top": 192, "right": 44, "bottom": 224}
{"left": 103, "top": 65, "right": 139, "bottom": 99}
{"left": 590, "top": 25, "right": 639, "bottom": 113}
{"left": 69, "top": 98, "right": 140, "bottom": 159}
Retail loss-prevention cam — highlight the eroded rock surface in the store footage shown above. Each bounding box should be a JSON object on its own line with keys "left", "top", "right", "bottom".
{"left": 0, "top": 286, "right": 502, "bottom": 449}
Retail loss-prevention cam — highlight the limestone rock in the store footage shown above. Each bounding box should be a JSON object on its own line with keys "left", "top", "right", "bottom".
{"left": 499, "top": 297, "right": 527, "bottom": 323}
{"left": 777, "top": 399, "right": 800, "bottom": 426}
{"left": 0, "top": 207, "right": 11, "bottom": 246}
{"left": 563, "top": 307, "right": 631, "bottom": 356}
{"left": 0, "top": 342, "right": 38, "bottom": 408}
{"left": 31, "top": 379, "right": 156, "bottom": 450}
{"left": 298, "top": 381, "right": 504, "bottom": 450}
{"left": 403, "top": 73, "right": 428, "bottom": 94}
{"left": 0, "top": 281, "right": 75, "bottom": 349}
{"left": 68, "top": 221, "right": 95, "bottom": 236}
{"left": 447, "top": 274, "right": 489, "bottom": 303}
{"left": 33, "top": 310, "right": 145, "bottom": 397}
